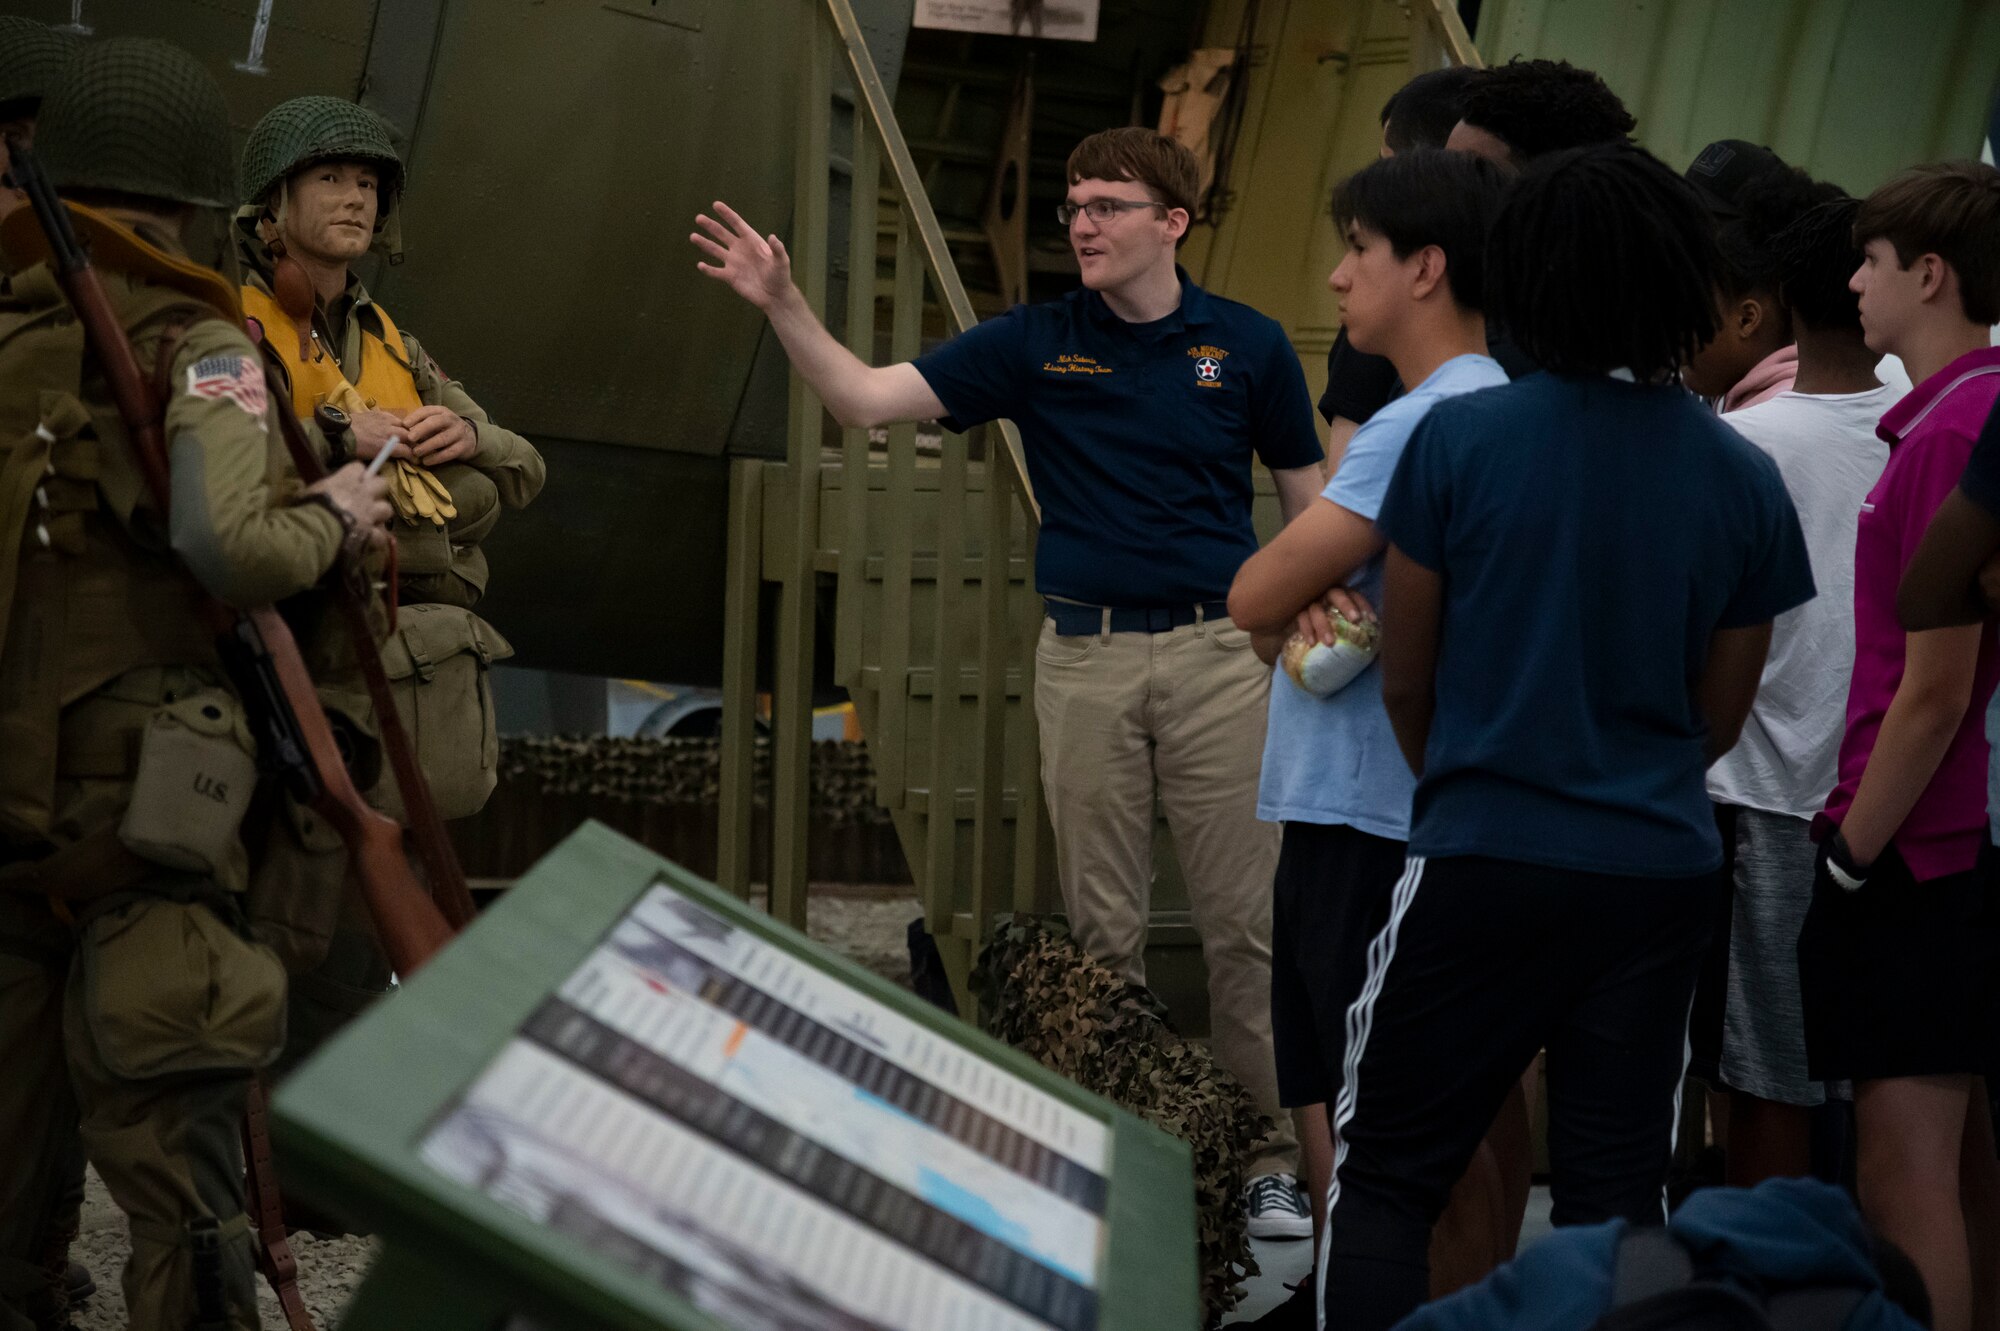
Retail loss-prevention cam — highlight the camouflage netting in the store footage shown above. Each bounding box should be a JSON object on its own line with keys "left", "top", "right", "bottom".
{"left": 972, "top": 915, "right": 1271, "bottom": 1327}
{"left": 496, "top": 735, "right": 889, "bottom": 826}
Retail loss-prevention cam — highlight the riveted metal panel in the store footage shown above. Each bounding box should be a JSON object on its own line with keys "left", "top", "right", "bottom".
{"left": 352, "top": 1, "right": 796, "bottom": 456}
{"left": 6, "top": 0, "right": 377, "bottom": 135}
{"left": 1475, "top": 0, "right": 2000, "bottom": 192}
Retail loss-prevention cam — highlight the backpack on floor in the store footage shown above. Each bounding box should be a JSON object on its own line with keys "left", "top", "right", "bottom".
{"left": 1589, "top": 1227, "right": 1865, "bottom": 1331}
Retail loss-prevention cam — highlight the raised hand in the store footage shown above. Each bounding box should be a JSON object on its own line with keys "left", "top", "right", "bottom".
{"left": 691, "top": 201, "right": 797, "bottom": 312}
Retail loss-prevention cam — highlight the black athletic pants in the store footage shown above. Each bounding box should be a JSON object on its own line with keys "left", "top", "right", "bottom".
{"left": 1317, "top": 854, "right": 1717, "bottom": 1330}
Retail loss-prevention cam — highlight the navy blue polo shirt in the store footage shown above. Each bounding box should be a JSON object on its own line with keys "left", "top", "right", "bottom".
{"left": 912, "top": 268, "right": 1322, "bottom": 606}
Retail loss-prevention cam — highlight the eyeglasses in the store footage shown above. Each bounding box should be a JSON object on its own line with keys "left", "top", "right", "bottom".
{"left": 1056, "top": 199, "right": 1171, "bottom": 226}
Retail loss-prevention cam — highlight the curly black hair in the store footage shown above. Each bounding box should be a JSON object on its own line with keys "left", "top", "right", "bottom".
{"left": 1711, "top": 163, "right": 1829, "bottom": 299}
{"left": 1458, "top": 58, "right": 1637, "bottom": 163}
{"left": 1379, "top": 66, "right": 1479, "bottom": 154}
{"left": 1485, "top": 141, "right": 1720, "bottom": 379}
{"left": 1764, "top": 192, "right": 1863, "bottom": 330}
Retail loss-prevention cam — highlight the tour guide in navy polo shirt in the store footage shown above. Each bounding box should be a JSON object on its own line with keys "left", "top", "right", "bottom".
{"left": 693, "top": 127, "right": 1325, "bottom": 1231}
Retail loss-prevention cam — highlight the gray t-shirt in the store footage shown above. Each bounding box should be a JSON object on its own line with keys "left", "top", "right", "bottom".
{"left": 1707, "top": 385, "right": 1898, "bottom": 818}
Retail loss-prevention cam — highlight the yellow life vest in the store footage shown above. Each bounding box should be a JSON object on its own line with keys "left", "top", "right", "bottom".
{"left": 240, "top": 284, "right": 423, "bottom": 418}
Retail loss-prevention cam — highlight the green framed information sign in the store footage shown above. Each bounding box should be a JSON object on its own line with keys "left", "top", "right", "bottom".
{"left": 274, "top": 822, "right": 1199, "bottom": 1331}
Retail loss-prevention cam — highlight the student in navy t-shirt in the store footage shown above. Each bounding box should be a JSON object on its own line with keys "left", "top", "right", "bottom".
{"left": 1315, "top": 143, "right": 1815, "bottom": 1331}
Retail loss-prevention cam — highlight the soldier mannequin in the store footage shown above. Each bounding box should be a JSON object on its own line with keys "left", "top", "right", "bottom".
{"left": 0, "top": 24, "right": 91, "bottom": 1327}
{"left": 0, "top": 39, "right": 391, "bottom": 1331}
{"left": 237, "top": 98, "right": 543, "bottom": 612}
{"left": 0, "top": 18, "right": 77, "bottom": 237}
{"left": 232, "top": 97, "right": 544, "bottom": 1076}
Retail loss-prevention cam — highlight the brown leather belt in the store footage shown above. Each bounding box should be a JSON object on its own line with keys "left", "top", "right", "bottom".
{"left": 0, "top": 830, "right": 155, "bottom": 915}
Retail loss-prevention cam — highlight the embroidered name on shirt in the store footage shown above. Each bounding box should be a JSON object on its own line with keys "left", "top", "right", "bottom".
{"left": 1187, "top": 344, "right": 1230, "bottom": 387}
{"left": 1041, "top": 353, "right": 1113, "bottom": 376}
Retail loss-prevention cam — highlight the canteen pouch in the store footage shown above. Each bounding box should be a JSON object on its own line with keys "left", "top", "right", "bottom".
{"left": 77, "top": 897, "right": 287, "bottom": 1079}
{"left": 373, "top": 602, "right": 513, "bottom": 821}
{"left": 116, "top": 688, "right": 257, "bottom": 887}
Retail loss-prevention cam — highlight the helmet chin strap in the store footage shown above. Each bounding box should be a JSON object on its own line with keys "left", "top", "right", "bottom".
{"left": 255, "top": 195, "right": 317, "bottom": 362}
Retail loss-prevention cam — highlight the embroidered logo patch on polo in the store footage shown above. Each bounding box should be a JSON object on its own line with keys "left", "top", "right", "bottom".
{"left": 1042, "top": 353, "right": 1111, "bottom": 376}
{"left": 1187, "top": 343, "right": 1230, "bottom": 387}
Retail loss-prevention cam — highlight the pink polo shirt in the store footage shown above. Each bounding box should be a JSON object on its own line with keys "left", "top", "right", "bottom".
{"left": 1820, "top": 346, "right": 2000, "bottom": 879}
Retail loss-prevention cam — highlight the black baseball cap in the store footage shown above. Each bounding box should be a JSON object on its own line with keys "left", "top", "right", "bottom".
{"left": 1684, "top": 139, "right": 1789, "bottom": 218}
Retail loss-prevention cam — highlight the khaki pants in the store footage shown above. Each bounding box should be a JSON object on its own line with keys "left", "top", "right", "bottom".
{"left": 1033, "top": 614, "right": 1296, "bottom": 1178}
{"left": 0, "top": 887, "right": 277, "bottom": 1331}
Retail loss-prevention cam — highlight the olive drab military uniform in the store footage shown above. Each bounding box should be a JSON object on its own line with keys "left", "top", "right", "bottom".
{"left": 0, "top": 21, "right": 94, "bottom": 1329}
{"left": 235, "top": 95, "right": 545, "bottom": 1078}
{"left": 0, "top": 42, "right": 353, "bottom": 1331}
{"left": 245, "top": 260, "right": 545, "bottom": 1075}
{"left": 238, "top": 276, "right": 545, "bottom": 617}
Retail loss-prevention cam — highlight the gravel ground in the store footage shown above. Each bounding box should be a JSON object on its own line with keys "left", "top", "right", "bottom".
{"left": 71, "top": 888, "right": 923, "bottom": 1328}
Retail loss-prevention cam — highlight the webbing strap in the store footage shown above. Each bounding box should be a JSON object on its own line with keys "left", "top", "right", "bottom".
{"left": 0, "top": 826, "right": 155, "bottom": 903}
{"left": 124, "top": 1210, "right": 249, "bottom": 1248}
{"left": 242, "top": 1078, "right": 317, "bottom": 1331}
{"left": 0, "top": 421, "right": 57, "bottom": 665}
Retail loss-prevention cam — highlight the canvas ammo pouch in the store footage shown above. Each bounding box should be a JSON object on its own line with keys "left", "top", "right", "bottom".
{"left": 78, "top": 896, "right": 286, "bottom": 1079}
{"left": 244, "top": 785, "right": 348, "bottom": 976}
{"left": 372, "top": 601, "right": 512, "bottom": 821}
{"left": 117, "top": 687, "right": 257, "bottom": 885}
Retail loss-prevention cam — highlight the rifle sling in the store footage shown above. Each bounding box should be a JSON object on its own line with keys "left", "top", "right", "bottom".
{"left": 242, "top": 1077, "right": 317, "bottom": 1331}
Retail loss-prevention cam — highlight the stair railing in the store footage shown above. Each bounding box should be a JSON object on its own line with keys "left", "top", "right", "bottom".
{"left": 718, "top": 0, "right": 1047, "bottom": 967}
{"left": 720, "top": 0, "right": 1479, "bottom": 973}
{"left": 1406, "top": 0, "right": 1484, "bottom": 70}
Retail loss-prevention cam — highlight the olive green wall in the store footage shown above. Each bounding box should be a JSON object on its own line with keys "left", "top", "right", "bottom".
{"left": 1177, "top": 0, "right": 1435, "bottom": 388}
{"left": 1176, "top": 0, "right": 2000, "bottom": 404}
{"left": 1475, "top": 0, "right": 2000, "bottom": 193}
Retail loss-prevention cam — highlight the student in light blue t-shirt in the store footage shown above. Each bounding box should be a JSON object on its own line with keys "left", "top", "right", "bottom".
{"left": 1227, "top": 147, "right": 1517, "bottom": 1325}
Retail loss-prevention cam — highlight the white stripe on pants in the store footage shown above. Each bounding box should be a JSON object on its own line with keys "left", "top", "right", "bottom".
{"left": 1315, "top": 855, "right": 1427, "bottom": 1331}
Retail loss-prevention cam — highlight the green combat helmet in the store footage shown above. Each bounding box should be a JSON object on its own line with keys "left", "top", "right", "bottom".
{"left": 241, "top": 95, "right": 404, "bottom": 211}
{"left": 240, "top": 96, "right": 405, "bottom": 259}
{"left": 0, "top": 16, "right": 81, "bottom": 121}
{"left": 35, "top": 36, "right": 236, "bottom": 209}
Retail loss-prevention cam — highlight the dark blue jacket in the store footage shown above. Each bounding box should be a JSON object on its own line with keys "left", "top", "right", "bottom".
{"left": 1393, "top": 1179, "right": 1925, "bottom": 1331}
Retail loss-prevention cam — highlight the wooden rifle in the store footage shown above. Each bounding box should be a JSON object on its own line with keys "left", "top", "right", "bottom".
{"left": 4, "top": 137, "right": 459, "bottom": 974}
{"left": 251, "top": 356, "right": 481, "bottom": 935}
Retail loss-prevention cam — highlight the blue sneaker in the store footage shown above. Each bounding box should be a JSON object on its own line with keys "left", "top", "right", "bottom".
{"left": 1245, "top": 1172, "right": 1312, "bottom": 1240}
